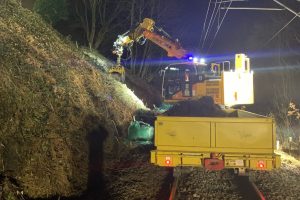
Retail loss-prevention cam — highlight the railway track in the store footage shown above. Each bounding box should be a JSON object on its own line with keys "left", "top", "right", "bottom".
{"left": 168, "top": 176, "right": 179, "bottom": 200}
{"left": 168, "top": 168, "right": 266, "bottom": 200}
{"left": 234, "top": 176, "right": 266, "bottom": 200}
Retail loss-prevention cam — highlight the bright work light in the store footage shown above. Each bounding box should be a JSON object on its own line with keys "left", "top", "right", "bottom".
{"left": 193, "top": 57, "right": 199, "bottom": 63}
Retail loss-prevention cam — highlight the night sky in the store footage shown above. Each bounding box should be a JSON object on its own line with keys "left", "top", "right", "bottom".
{"left": 161, "top": 0, "right": 299, "bottom": 55}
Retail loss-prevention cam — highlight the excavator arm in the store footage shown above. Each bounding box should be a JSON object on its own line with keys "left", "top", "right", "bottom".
{"left": 111, "top": 18, "right": 188, "bottom": 82}
{"left": 142, "top": 30, "right": 187, "bottom": 59}
{"left": 112, "top": 18, "right": 187, "bottom": 62}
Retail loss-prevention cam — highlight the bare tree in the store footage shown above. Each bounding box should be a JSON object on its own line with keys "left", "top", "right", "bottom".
{"left": 272, "top": 66, "right": 294, "bottom": 143}
{"left": 75, "top": 0, "right": 129, "bottom": 49}
{"left": 127, "top": 0, "right": 168, "bottom": 79}
{"left": 270, "top": 13, "right": 300, "bottom": 145}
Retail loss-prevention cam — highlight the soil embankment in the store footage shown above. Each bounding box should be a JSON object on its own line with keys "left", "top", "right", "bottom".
{"left": 0, "top": 1, "right": 167, "bottom": 199}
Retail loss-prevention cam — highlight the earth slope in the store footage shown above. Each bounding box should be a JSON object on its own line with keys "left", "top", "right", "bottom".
{"left": 0, "top": 1, "right": 147, "bottom": 198}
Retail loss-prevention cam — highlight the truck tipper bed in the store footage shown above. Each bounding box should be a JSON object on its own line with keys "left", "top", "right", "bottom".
{"left": 151, "top": 109, "right": 281, "bottom": 173}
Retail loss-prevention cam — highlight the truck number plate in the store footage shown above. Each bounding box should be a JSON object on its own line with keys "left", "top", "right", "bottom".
{"left": 227, "top": 160, "right": 244, "bottom": 166}
{"left": 235, "top": 160, "right": 244, "bottom": 166}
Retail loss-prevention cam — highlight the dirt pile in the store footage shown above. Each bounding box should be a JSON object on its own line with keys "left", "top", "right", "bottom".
{"left": 0, "top": 1, "right": 147, "bottom": 199}
{"left": 165, "top": 96, "right": 227, "bottom": 117}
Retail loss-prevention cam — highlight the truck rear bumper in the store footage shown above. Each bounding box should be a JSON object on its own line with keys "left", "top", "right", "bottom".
{"left": 151, "top": 150, "right": 281, "bottom": 171}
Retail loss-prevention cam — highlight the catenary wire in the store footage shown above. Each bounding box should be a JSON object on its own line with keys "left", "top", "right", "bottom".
{"left": 201, "top": 0, "right": 219, "bottom": 50}
{"left": 263, "top": 15, "right": 297, "bottom": 47}
{"left": 199, "top": 0, "right": 212, "bottom": 49}
{"left": 207, "top": 0, "right": 233, "bottom": 53}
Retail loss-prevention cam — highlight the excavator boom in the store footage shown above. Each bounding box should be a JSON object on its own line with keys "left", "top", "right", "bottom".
{"left": 142, "top": 30, "right": 187, "bottom": 59}
{"left": 111, "top": 18, "right": 188, "bottom": 82}
{"left": 113, "top": 18, "right": 187, "bottom": 59}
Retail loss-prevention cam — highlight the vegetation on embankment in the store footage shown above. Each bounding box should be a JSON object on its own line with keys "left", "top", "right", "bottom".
{"left": 0, "top": 1, "right": 147, "bottom": 198}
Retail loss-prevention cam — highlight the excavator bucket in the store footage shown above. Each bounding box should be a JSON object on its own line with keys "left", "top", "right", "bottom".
{"left": 109, "top": 65, "right": 125, "bottom": 82}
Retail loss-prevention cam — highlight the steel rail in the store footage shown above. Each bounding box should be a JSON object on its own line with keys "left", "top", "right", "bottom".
{"left": 235, "top": 176, "right": 266, "bottom": 200}
{"left": 170, "top": 170, "right": 266, "bottom": 200}
{"left": 250, "top": 180, "right": 266, "bottom": 200}
{"left": 168, "top": 176, "right": 179, "bottom": 200}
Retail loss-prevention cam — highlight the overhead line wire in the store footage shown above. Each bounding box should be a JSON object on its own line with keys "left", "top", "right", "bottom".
{"left": 262, "top": 0, "right": 300, "bottom": 47}
{"left": 201, "top": 0, "right": 218, "bottom": 50}
{"left": 199, "top": 0, "right": 212, "bottom": 49}
{"left": 263, "top": 15, "right": 297, "bottom": 47}
{"left": 201, "top": 0, "right": 222, "bottom": 50}
{"left": 207, "top": 0, "right": 233, "bottom": 53}
{"left": 201, "top": 0, "right": 223, "bottom": 50}
{"left": 273, "top": 0, "right": 300, "bottom": 18}
{"left": 220, "top": 7, "right": 285, "bottom": 11}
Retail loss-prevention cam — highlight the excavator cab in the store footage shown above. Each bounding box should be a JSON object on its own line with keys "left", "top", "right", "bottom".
{"left": 162, "top": 63, "right": 207, "bottom": 101}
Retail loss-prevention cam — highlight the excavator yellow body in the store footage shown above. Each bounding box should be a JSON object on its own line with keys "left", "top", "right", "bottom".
{"left": 164, "top": 54, "right": 254, "bottom": 107}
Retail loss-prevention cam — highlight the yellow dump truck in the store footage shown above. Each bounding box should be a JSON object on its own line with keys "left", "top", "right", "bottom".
{"left": 150, "top": 109, "right": 281, "bottom": 174}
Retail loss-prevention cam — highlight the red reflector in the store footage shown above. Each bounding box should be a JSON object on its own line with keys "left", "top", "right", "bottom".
{"left": 165, "top": 156, "right": 171, "bottom": 166}
{"left": 259, "top": 163, "right": 264, "bottom": 168}
{"left": 204, "top": 158, "right": 224, "bottom": 171}
{"left": 258, "top": 161, "right": 265, "bottom": 169}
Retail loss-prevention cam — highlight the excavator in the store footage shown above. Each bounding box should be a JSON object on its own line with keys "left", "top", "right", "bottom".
{"left": 112, "top": 18, "right": 254, "bottom": 107}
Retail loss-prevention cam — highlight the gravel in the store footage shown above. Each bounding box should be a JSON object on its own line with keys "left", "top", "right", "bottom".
{"left": 177, "top": 168, "right": 244, "bottom": 200}
{"left": 251, "top": 151, "right": 300, "bottom": 200}
{"left": 176, "top": 151, "right": 300, "bottom": 200}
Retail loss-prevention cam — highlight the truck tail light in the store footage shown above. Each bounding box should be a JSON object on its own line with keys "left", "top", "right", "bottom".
{"left": 257, "top": 161, "right": 265, "bottom": 169}
{"left": 165, "top": 156, "right": 172, "bottom": 166}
